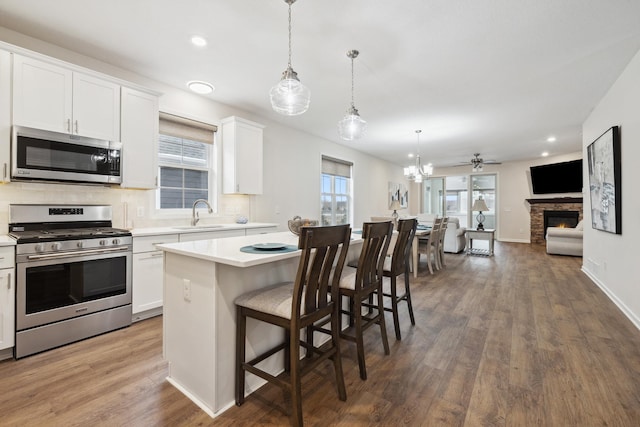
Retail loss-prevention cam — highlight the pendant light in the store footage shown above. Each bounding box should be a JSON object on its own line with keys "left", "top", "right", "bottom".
{"left": 404, "top": 130, "right": 433, "bottom": 183}
{"left": 338, "top": 49, "right": 367, "bottom": 140}
{"left": 270, "top": 0, "right": 310, "bottom": 116}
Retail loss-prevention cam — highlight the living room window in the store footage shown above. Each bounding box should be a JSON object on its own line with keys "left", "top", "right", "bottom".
{"left": 321, "top": 156, "right": 352, "bottom": 226}
{"left": 156, "top": 112, "right": 217, "bottom": 211}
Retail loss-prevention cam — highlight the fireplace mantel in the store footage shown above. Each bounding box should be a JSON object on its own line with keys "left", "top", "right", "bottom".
{"left": 526, "top": 197, "right": 583, "bottom": 204}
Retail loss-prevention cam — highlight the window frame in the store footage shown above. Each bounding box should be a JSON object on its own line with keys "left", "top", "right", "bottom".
{"left": 320, "top": 156, "right": 353, "bottom": 226}
{"left": 154, "top": 112, "right": 218, "bottom": 217}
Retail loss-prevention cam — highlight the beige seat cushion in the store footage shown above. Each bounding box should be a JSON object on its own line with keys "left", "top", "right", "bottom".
{"left": 338, "top": 266, "right": 358, "bottom": 290}
{"left": 235, "top": 282, "right": 296, "bottom": 319}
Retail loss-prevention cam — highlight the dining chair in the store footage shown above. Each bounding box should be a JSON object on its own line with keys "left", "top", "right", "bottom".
{"left": 235, "top": 224, "right": 351, "bottom": 427}
{"left": 334, "top": 220, "right": 393, "bottom": 380}
{"left": 380, "top": 218, "right": 417, "bottom": 340}
{"left": 437, "top": 217, "right": 449, "bottom": 269}
{"left": 418, "top": 217, "right": 443, "bottom": 274}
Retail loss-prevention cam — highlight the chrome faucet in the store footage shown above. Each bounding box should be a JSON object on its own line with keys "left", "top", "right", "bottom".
{"left": 191, "top": 199, "right": 213, "bottom": 226}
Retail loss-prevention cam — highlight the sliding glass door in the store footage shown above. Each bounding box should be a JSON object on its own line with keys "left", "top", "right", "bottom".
{"left": 445, "top": 175, "right": 468, "bottom": 226}
{"left": 470, "top": 174, "right": 496, "bottom": 229}
{"left": 421, "top": 177, "right": 445, "bottom": 217}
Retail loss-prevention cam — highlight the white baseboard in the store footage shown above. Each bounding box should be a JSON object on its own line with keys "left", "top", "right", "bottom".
{"left": 132, "top": 307, "right": 163, "bottom": 323}
{"left": 582, "top": 266, "right": 640, "bottom": 331}
{"left": 497, "top": 238, "right": 530, "bottom": 243}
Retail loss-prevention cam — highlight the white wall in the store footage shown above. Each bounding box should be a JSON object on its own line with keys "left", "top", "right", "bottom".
{"left": 582, "top": 48, "right": 640, "bottom": 329}
{"left": 429, "top": 151, "right": 582, "bottom": 243}
{"left": 0, "top": 26, "right": 406, "bottom": 231}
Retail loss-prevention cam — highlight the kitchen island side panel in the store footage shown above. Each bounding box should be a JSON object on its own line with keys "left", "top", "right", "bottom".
{"left": 163, "top": 252, "right": 217, "bottom": 416}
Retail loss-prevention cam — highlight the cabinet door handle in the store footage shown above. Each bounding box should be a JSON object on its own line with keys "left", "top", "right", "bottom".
{"left": 7, "top": 272, "right": 10, "bottom": 290}
{"left": 3, "top": 163, "right": 6, "bottom": 180}
{"left": 67, "top": 119, "right": 71, "bottom": 132}
{"left": 74, "top": 120, "right": 79, "bottom": 134}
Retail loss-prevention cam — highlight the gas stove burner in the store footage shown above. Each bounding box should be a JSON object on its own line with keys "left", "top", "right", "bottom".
{"left": 10, "top": 227, "right": 132, "bottom": 244}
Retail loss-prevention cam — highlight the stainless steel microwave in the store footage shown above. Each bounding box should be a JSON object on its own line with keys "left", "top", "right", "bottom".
{"left": 11, "top": 126, "right": 122, "bottom": 184}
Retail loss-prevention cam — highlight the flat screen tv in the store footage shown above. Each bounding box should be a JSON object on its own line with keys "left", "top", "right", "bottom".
{"left": 530, "top": 159, "right": 583, "bottom": 194}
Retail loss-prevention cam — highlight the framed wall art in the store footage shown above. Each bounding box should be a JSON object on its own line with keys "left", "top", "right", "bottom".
{"left": 388, "top": 182, "right": 408, "bottom": 209}
{"left": 587, "top": 125, "right": 621, "bottom": 234}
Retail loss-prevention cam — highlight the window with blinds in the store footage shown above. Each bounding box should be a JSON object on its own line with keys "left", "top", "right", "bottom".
{"left": 157, "top": 112, "right": 217, "bottom": 210}
{"left": 320, "top": 156, "right": 353, "bottom": 226}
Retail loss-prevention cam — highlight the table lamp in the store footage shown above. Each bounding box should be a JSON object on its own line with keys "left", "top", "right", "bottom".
{"left": 471, "top": 198, "right": 489, "bottom": 230}
{"left": 390, "top": 200, "right": 401, "bottom": 225}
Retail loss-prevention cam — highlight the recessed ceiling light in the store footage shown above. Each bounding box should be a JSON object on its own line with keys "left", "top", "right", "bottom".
{"left": 188, "top": 81, "right": 214, "bottom": 94}
{"left": 546, "top": 136, "right": 556, "bottom": 142}
{"left": 191, "top": 35, "right": 207, "bottom": 47}
{"left": 541, "top": 151, "right": 549, "bottom": 157}
{"left": 408, "top": 153, "right": 415, "bottom": 158}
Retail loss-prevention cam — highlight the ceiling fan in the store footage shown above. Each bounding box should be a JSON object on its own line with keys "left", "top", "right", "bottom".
{"left": 461, "top": 153, "right": 501, "bottom": 171}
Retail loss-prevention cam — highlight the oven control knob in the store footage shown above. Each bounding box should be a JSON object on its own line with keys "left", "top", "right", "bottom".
{"left": 77, "top": 241, "right": 84, "bottom": 248}
{"left": 35, "top": 243, "right": 45, "bottom": 252}
{"left": 99, "top": 239, "right": 108, "bottom": 246}
{"left": 112, "top": 238, "right": 121, "bottom": 245}
{"left": 51, "top": 242, "right": 61, "bottom": 251}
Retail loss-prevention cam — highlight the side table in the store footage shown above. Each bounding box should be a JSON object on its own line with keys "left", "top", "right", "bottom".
{"left": 465, "top": 229, "right": 495, "bottom": 256}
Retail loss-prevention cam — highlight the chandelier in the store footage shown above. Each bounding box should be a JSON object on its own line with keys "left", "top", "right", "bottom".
{"left": 403, "top": 130, "right": 433, "bottom": 183}
{"left": 270, "top": 0, "right": 310, "bottom": 116}
{"left": 338, "top": 49, "right": 366, "bottom": 140}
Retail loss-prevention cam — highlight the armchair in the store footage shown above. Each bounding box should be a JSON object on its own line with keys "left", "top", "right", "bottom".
{"left": 443, "top": 217, "right": 466, "bottom": 253}
{"left": 546, "top": 220, "right": 583, "bottom": 256}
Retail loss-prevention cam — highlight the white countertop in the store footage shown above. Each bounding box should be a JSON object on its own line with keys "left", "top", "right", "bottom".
{"left": 158, "top": 230, "right": 361, "bottom": 268}
{"left": 131, "top": 222, "right": 278, "bottom": 237}
{"left": 0, "top": 235, "right": 16, "bottom": 247}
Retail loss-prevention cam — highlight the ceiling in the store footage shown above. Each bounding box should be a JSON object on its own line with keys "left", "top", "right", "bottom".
{"left": 1, "top": 0, "right": 640, "bottom": 169}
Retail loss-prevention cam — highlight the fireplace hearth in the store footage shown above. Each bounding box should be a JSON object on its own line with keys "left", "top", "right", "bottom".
{"left": 543, "top": 210, "right": 579, "bottom": 239}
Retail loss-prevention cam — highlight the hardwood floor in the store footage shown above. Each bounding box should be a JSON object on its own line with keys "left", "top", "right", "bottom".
{"left": 1, "top": 242, "right": 640, "bottom": 426}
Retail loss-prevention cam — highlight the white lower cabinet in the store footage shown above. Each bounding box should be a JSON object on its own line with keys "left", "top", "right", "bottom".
{"left": 132, "top": 226, "right": 276, "bottom": 321}
{"left": 0, "top": 247, "right": 15, "bottom": 351}
{"left": 132, "top": 234, "right": 179, "bottom": 320}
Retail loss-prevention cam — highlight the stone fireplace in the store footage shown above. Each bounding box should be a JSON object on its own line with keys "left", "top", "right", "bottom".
{"left": 526, "top": 197, "right": 583, "bottom": 244}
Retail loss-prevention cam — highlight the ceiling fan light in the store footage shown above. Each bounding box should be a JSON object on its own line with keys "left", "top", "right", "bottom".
{"left": 338, "top": 106, "right": 367, "bottom": 140}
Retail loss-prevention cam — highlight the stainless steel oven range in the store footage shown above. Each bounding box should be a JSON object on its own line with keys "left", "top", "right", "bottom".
{"left": 9, "top": 204, "right": 132, "bottom": 358}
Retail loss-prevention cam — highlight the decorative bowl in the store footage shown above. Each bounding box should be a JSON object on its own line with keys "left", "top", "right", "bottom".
{"left": 287, "top": 216, "right": 319, "bottom": 236}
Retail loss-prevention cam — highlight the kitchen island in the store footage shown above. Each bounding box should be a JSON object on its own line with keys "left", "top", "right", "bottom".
{"left": 157, "top": 231, "right": 360, "bottom": 417}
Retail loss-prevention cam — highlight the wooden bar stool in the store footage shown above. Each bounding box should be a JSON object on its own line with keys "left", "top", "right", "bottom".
{"left": 334, "top": 221, "right": 393, "bottom": 380}
{"left": 381, "top": 218, "right": 417, "bottom": 340}
{"left": 235, "top": 224, "right": 351, "bottom": 427}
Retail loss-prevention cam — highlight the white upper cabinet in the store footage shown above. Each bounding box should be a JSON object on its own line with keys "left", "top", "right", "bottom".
{"left": 221, "top": 116, "right": 264, "bottom": 195}
{"left": 13, "top": 54, "right": 120, "bottom": 141}
{"left": 0, "top": 49, "right": 11, "bottom": 183}
{"left": 120, "top": 87, "right": 159, "bottom": 189}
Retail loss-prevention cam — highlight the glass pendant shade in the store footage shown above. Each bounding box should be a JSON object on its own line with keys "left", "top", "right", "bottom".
{"left": 270, "top": 67, "right": 310, "bottom": 116}
{"left": 338, "top": 49, "right": 366, "bottom": 140}
{"left": 271, "top": 0, "right": 310, "bottom": 116}
{"left": 338, "top": 106, "right": 367, "bottom": 140}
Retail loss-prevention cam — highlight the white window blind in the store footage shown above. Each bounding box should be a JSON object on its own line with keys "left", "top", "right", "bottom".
{"left": 157, "top": 113, "right": 216, "bottom": 210}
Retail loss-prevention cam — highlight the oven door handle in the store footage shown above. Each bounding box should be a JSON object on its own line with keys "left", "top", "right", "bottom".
{"left": 26, "top": 246, "right": 130, "bottom": 261}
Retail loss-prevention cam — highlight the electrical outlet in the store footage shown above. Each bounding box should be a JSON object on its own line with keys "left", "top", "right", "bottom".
{"left": 136, "top": 206, "right": 144, "bottom": 217}
{"left": 183, "top": 279, "right": 191, "bottom": 302}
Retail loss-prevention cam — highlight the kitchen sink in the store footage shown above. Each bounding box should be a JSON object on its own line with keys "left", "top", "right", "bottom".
{"left": 172, "top": 225, "right": 224, "bottom": 231}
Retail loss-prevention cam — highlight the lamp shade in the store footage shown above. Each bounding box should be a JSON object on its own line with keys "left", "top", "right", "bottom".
{"left": 390, "top": 200, "right": 401, "bottom": 210}
{"left": 471, "top": 199, "right": 489, "bottom": 212}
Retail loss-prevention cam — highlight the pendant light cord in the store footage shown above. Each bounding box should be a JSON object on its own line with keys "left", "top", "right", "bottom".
{"left": 350, "top": 56, "right": 355, "bottom": 108}
{"left": 287, "top": 1, "right": 293, "bottom": 69}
